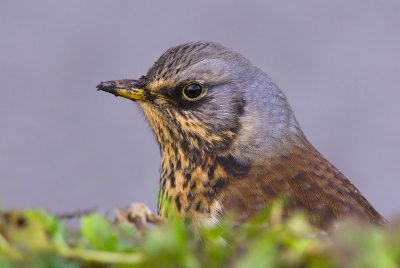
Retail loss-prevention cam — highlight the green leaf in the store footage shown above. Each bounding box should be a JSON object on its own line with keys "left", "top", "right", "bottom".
{"left": 81, "top": 213, "right": 118, "bottom": 251}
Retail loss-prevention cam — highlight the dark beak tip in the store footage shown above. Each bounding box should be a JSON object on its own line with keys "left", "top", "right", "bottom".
{"left": 96, "top": 83, "right": 103, "bottom": 91}
{"left": 96, "top": 81, "right": 115, "bottom": 92}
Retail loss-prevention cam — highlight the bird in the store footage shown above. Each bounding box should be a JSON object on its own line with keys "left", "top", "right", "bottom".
{"left": 97, "top": 41, "right": 386, "bottom": 229}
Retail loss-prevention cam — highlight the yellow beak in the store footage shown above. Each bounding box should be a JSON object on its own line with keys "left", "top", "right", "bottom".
{"left": 97, "top": 79, "right": 171, "bottom": 102}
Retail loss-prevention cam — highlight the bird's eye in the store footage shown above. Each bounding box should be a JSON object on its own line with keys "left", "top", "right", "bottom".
{"left": 182, "top": 82, "right": 204, "bottom": 100}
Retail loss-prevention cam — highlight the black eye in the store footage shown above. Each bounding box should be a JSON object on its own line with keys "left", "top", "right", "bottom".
{"left": 182, "top": 83, "right": 204, "bottom": 100}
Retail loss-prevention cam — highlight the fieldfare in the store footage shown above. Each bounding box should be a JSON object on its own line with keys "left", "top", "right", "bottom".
{"left": 97, "top": 41, "right": 386, "bottom": 229}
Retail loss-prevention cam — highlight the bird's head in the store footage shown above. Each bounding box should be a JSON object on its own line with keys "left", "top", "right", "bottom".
{"left": 97, "top": 41, "right": 305, "bottom": 165}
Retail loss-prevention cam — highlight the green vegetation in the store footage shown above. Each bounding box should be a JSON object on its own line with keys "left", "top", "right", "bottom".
{"left": 0, "top": 203, "right": 398, "bottom": 268}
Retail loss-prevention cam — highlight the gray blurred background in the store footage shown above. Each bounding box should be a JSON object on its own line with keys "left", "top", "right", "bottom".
{"left": 1, "top": 1, "right": 399, "bottom": 219}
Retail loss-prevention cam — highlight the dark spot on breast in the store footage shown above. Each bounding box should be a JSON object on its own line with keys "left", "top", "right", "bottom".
{"left": 175, "top": 195, "right": 181, "bottom": 212}
{"left": 169, "top": 175, "right": 176, "bottom": 188}
{"left": 183, "top": 173, "right": 191, "bottom": 188}
{"left": 190, "top": 132, "right": 203, "bottom": 145}
{"left": 211, "top": 177, "right": 226, "bottom": 190}
{"left": 194, "top": 201, "right": 201, "bottom": 211}
{"left": 186, "top": 192, "right": 194, "bottom": 202}
{"left": 208, "top": 165, "right": 216, "bottom": 180}
{"left": 179, "top": 134, "right": 191, "bottom": 153}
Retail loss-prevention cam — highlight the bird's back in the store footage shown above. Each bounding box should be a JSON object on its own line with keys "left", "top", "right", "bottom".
{"left": 217, "top": 140, "right": 387, "bottom": 228}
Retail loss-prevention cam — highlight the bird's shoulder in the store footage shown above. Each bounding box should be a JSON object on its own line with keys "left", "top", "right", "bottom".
{"left": 216, "top": 144, "right": 386, "bottom": 227}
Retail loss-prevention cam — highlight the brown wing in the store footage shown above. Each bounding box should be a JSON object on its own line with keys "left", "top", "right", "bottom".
{"left": 218, "top": 143, "right": 387, "bottom": 227}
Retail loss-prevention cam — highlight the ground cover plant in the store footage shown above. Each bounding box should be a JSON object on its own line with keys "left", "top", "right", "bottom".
{"left": 0, "top": 202, "right": 398, "bottom": 268}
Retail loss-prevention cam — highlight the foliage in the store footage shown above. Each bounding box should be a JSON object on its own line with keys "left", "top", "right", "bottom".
{"left": 0, "top": 203, "right": 399, "bottom": 268}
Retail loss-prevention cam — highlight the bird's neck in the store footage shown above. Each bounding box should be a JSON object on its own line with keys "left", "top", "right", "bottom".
{"left": 157, "top": 144, "right": 250, "bottom": 221}
{"left": 226, "top": 72, "right": 309, "bottom": 165}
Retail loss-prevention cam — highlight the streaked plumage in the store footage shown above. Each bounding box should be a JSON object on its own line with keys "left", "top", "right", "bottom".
{"left": 97, "top": 41, "right": 386, "bottom": 229}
